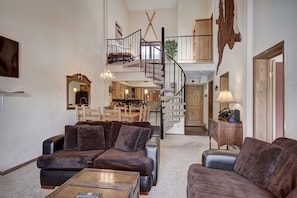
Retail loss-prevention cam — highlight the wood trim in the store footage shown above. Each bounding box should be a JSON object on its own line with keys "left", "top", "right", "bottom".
{"left": 1, "top": 158, "right": 37, "bottom": 176}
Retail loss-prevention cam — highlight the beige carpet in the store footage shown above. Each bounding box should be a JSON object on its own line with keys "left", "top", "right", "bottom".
{"left": 0, "top": 135, "right": 213, "bottom": 198}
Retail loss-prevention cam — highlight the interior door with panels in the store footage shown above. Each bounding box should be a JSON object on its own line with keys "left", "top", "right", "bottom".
{"left": 185, "top": 85, "right": 204, "bottom": 126}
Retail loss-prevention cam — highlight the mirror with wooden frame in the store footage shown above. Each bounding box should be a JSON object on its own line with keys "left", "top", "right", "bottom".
{"left": 220, "top": 72, "right": 229, "bottom": 110}
{"left": 66, "top": 74, "right": 91, "bottom": 110}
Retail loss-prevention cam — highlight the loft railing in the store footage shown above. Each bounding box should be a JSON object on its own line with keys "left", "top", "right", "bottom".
{"left": 165, "top": 34, "right": 213, "bottom": 63}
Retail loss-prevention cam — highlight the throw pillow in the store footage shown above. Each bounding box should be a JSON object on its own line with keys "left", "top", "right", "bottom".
{"left": 114, "top": 125, "right": 143, "bottom": 152}
{"left": 266, "top": 154, "right": 297, "bottom": 198}
{"left": 286, "top": 186, "right": 297, "bottom": 198}
{"left": 77, "top": 125, "right": 106, "bottom": 151}
{"left": 233, "top": 137, "right": 284, "bottom": 189}
{"left": 136, "top": 127, "right": 151, "bottom": 151}
{"left": 63, "top": 125, "right": 78, "bottom": 150}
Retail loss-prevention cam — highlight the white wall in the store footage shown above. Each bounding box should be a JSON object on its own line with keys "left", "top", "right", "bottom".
{"left": 178, "top": 0, "right": 213, "bottom": 35}
{"left": 211, "top": 0, "right": 246, "bottom": 136}
{"left": 106, "top": 0, "right": 129, "bottom": 38}
{"left": 129, "top": 8, "right": 177, "bottom": 40}
{"left": 250, "top": 0, "right": 297, "bottom": 139}
{"left": 0, "top": 0, "right": 105, "bottom": 172}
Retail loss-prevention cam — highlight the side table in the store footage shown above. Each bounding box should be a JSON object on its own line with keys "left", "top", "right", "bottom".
{"left": 208, "top": 118, "right": 243, "bottom": 149}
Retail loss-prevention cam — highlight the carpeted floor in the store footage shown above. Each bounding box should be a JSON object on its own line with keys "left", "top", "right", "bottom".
{"left": 0, "top": 135, "right": 214, "bottom": 198}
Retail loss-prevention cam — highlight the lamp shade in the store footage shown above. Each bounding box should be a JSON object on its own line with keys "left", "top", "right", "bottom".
{"left": 216, "top": 90, "right": 235, "bottom": 103}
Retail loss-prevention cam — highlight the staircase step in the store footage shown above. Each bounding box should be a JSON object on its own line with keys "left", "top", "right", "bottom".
{"left": 163, "top": 114, "right": 185, "bottom": 119}
{"left": 122, "top": 59, "right": 141, "bottom": 67}
{"left": 153, "top": 80, "right": 164, "bottom": 86}
{"left": 162, "top": 102, "right": 186, "bottom": 107}
{"left": 161, "top": 95, "right": 182, "bottom": 101}
{"left": 162, "top": 109, "right": 186, "bottom": 113}
{"left": 160, "top": 88, "right": 175, "bottom": 95}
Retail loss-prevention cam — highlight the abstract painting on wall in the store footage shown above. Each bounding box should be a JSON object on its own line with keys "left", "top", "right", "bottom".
{"left": 0, "top": 35, "right": 19, "bottom": 78}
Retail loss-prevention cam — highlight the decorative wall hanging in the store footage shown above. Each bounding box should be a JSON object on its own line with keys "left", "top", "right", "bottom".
{"left": 0, "top": 35, "right": 19, "bottom": 78}
{"left": 115, "top": 21, "right": 122, "bottom": 39}
{"left": 144, "top": 10, "right": 158, "bottom": 40}
{"left": 216, "top": 0, "right": 241, "bottom": 74}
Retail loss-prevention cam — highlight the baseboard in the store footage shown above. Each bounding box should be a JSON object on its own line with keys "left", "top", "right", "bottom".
{"left": 1, "top": 158, "right": 37, "bottom": 176}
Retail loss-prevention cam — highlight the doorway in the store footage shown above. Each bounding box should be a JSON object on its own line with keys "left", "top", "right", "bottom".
{"left": 253, "top": 41, "right": 284, "bottom": 142}
{"left": 185, "top": 84, "right": 204, "bottom": 126}
{"left": 208, "top": 81, "right": 213, "bottom": 119}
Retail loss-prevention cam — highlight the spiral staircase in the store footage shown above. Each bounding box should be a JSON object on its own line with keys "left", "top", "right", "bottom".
{"left": 106, "top": 29, "right": 186, "bottom": 138}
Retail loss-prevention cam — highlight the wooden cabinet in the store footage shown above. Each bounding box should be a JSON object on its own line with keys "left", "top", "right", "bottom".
{"left": 192, "top": 17, "right": 213, "bottom": 62}
{"left": 134, "top": 87, "right": 143, "bottom": 100}
{"left": 208, "top": 118, "right": 243, "bottom": 149}
{"left": 112, "top": 82, "right": 143, "bottom": 100}
{"left": 112, "top": 81, "right": 126, "bottom": 100}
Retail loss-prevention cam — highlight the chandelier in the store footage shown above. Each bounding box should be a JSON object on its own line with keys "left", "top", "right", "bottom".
{"left": 100, "top": 67, "right": 115, "bottom": 80}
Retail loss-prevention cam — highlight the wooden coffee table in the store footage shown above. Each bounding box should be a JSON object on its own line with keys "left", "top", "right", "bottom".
{"left": 46, "top": 168, "right": 140, "bottom": 198}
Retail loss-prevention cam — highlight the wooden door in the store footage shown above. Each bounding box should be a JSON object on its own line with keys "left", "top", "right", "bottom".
{"left": 185, "top": 85, "right": 203, "bottom": 126}
{"left": 192, "top": 17, "right": 213, "bottom": 62}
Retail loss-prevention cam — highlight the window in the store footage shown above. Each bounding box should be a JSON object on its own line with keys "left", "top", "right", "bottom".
{"left": 141, "top": 42, "right": 161, "bottom": 60}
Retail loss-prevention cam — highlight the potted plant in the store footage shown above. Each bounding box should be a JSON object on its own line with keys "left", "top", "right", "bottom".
{"left": 164, "top": 40, "right": 178, "bottom": 63}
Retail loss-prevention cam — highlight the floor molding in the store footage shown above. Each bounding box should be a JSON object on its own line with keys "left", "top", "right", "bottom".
{"left": 1, "top": 158, "right": 37, "bottom": 176}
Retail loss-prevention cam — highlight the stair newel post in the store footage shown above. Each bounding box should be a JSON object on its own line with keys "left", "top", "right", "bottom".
{"left": 160, "top": 27, "right": 165, "bottom": 139}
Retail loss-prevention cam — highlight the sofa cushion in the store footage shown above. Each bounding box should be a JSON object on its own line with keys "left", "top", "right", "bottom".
{"left": 266, "top": 137, "right": 297, "bottom": 197}
{"left": 286, "top": 186, "right": 297, "bottom": 198}
{"left": 114, "top": 125, "right": 142, "bottom": 152}
{"left": 64, "top": 125, "right": 78, "bottom": 150}
{"left": 233, "top": 137, "right": 284, "bottom": 189}
{"left": 110, "top": 121, "right": 152, "bottom": 147}
{"left": 93, "top": 148, "right": 153, "bottom": 175}
{"left": 77, "top": 125, "right": 105, "bottom": 151}
{"left": 266, "top": 153, "right": 297, "bottom": 198}
{"left": 75, "top": 121, "right": 113, "bottom": 148}
{"left": 37, "top": 149, "right": 105, "bottom": 170}
{"left": 187, "top": 164, "right": 275, "bottom": 198}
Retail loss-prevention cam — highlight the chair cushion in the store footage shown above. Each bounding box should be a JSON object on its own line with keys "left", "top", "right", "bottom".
{"left": 114, "top": 125, "right": 150, "bottom": 152}
{"left": 77, "top": 125, "right": 105, "bottom": 151}
{"left": 233, "top": 137, "right": 284, "bottom": 189}
{"left": 63, "top": 125, "right": 78, "bottom": 150}
{"left": 93, "top": 148, "right": 153, "bottom": 175}
{"left": 37, "top": 149, "right": 105, "bottom": 170}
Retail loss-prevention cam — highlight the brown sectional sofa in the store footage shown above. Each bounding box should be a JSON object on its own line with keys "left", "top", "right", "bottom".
{"left": 37, "top": 121, "right": 160, "bottom": 193}
{"left": 187, "top": 137, "right": 297, "bottom": 198}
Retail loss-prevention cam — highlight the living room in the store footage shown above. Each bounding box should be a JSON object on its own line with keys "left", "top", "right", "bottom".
{"left": 1, "top": 0, "right": 297, "bottom": 197}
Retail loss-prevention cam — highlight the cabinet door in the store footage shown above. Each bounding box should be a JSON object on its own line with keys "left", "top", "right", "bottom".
{"left": 135, "top": 87, "right": 143, "bottom": 100}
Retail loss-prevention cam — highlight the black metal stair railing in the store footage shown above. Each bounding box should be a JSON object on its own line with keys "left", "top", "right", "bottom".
{"left": 141, "top": 34, "right": 186, "bottom": 138}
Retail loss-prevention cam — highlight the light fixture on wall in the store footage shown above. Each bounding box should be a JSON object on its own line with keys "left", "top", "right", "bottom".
{"left": 144, "top": 89, "right": 148, "bottom": 104}
{"left": 100, "top": 67, "right": 114, "bottom": 80}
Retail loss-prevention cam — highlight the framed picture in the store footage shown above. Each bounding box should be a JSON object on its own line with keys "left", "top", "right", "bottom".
{"left": 0, "top": 35, "right": 19, "bottom": 78}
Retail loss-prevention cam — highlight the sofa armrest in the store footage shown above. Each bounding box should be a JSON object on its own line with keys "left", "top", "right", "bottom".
{"left": 145, "top": 135, "right": 160, "bottom": 186}
{"left": 43, "top": 134, "right": 64, "bottom": 155}
{"left": 202, "top": 149, "right": 239, "bottom": 171}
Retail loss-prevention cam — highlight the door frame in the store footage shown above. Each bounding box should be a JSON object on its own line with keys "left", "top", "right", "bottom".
{"left": 253, "top": 41, "right": 285, "bottom": 141}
